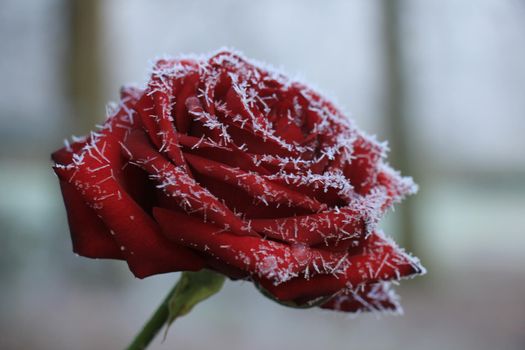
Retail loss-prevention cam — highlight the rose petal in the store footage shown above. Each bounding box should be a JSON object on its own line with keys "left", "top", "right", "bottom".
{"left": 376, "top": 164, "right": 418, "bottom": 210}
{"left": 134, "top": 89, "right": 190, "bottom": 173}
{"left": 184, "top": 153, "right": 324, "bottom": 212}
{"left": 57, "top": 179, "right": 123, "bottom": 259}
{"left": 123, "top": 129, "right": 253, "bottom": 236}
{"left": 257, "top": 231, "right": 425, "bottom": 301}
{"left": 250, "top": 206, "right": 366, "bottom": 247}
{"left": 344, "top": 134, "right": 385, "bottom": 194}
{"left": 173, "top": 72, "right": 200, "bottom": 133}
{"left": 320, "top": 282, "right": 401, "bottom": 313}
{"left": 154, "top": 207, "right": 359, "bottom": 284}
{"left": 53, "top": 102, "right": 205, "bottom": 277}
{"left": 177, "top": 128, "right": 272, "bottom": 176}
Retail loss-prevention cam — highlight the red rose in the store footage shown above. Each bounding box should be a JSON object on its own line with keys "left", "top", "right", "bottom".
{"left": 52, "top": 49, "right": 424, "bottom": 313}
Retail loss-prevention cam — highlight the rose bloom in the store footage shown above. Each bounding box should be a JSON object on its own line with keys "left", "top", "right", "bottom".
{"left": 52, "top": 49, "right": 425, "bottom": 313}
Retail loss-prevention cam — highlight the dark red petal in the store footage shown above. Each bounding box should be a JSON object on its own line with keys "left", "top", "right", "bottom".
{"left": 252, "top": 153, "right": 328, "bottom": 175}
{"left": 54, "top": 155, "right": 205, "bottom": 278}
{"left": 173, "top": 72, "right": 200, "bottom": 133}
{"left": 133, "top": 90, "right": 190, "bottom": 173}
{"left": 154, "top": 207, "right": 357, "bottom": 284}
{"left": 179, "top": 134, "right": 270, "bottom": 175}
{"left": 376, "top": 164, "right": 418, "bottom": 210}
{"left": 123, "top": 129, "right": 253, "bottom": 236}
{"left": 250, "top": 206, "right": 366, "bottom": 247}
{"left": 53, "top": 98, "right": 206, "bottom": 277}
{"left": 56, "top": 178, "right": 123, "bottom": 259}
{"left": 185, "top": 95, "right": 227, "bottom": 143}
{"left": 225, "top": 84, "right": 270, "bottom": 132}
{"left": 320, "top": 282, "right": 401, "bottom": 313}
{"left": 184, "top": 153, "right": 324, "bottom": 212}
{"left": 344, "top": 134, "right": 385, "bottom": 194}
{"left": 154, "top": 207, "right": 302, "bottom": 282}
{"left": 51, "top": 138, "right": 88, "bottom": 165}
{"left": 257, "top": 232, "right": 425, "bottom": 301}
{"left": 218, "top": 119, "right": 299, "bottom": 158}
{"left": 204, "top": 256, "right": 249, "bottom": 280}
{"left": 272, "top": 111, "right": 306, "bottom": 144}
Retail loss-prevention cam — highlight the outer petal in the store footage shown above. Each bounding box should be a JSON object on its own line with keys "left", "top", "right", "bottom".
{"left": 57, "top": 179, "right": 123, "bottom": 259}
{"left": 257, "top": 232, "right": 425, "bottom": 301}
{"left": 53, "top": 99, "right": 205, "bottom": 277}
{"left": 122, "top": 129, "right": 254, "bottom": 236}
{"left": 153, "top": 207, "right": 362, "bottom": 284}
{"left": 320, "top": 282, "right": 402, "bottom": 313}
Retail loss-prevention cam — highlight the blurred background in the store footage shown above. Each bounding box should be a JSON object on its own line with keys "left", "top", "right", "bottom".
{"left": 1, "top": 0, "right": 524, "bottom": 349}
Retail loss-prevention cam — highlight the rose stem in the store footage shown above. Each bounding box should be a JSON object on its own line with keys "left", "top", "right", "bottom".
{"left": 125, "top": 284, "right": 177, "bottom": 350}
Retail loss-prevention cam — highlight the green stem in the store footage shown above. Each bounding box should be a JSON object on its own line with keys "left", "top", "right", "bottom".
{"left": 125, "top": 284, "right": 176, "bottom": 350}
{"left": 125, "top": 270, "right": 225, "bottom": 350}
